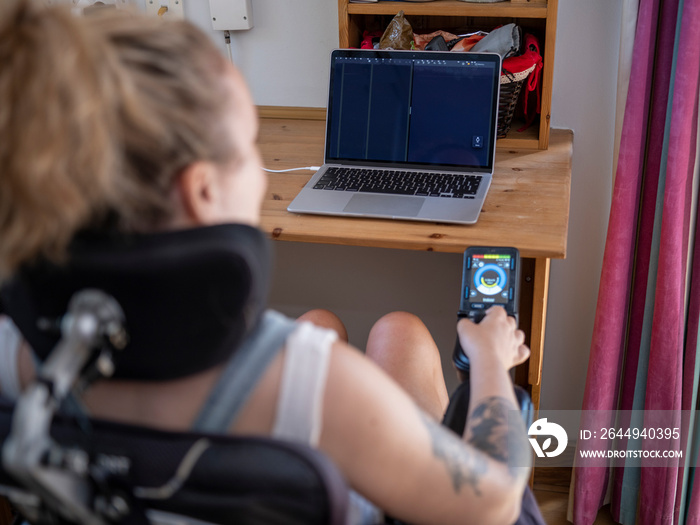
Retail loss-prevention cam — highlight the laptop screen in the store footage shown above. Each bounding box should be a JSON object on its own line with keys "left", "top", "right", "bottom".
{"left": 325, "top": 49, "right": 501, "bottom": 173}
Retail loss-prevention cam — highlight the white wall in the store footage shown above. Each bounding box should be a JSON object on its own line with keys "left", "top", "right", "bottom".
{"left": 183, "top": 0, "right": 339, "bottom": 107}
{"left": 544, "top": 1, "right": 620, "bottom": 409}
{"left": 184, "top": 0, "right": 621, "bottom": 409}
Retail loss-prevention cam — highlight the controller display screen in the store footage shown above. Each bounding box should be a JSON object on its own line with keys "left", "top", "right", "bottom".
{"left": 466, "top": 254, "right": 513, "bottom": 306}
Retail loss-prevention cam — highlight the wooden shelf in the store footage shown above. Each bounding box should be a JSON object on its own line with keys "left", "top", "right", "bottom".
{"left": 338, "top": 0, "right": 558, "bottom": 149}
{"left": 347, "top": 1, "right": 549, "bottom": 18}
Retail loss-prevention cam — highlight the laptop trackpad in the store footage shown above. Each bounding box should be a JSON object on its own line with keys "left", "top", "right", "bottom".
{"left": 344, "top": 194, "right": 424, "bottom": 217}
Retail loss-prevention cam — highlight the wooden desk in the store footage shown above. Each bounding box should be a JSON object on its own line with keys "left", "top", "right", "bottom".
{"left": 258, "top": 118, "right": 572, "bottom": 409}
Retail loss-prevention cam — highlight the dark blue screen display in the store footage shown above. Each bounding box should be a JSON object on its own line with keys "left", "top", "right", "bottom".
{"left": 326, "top": 52, "right": 499, "bottom": 171}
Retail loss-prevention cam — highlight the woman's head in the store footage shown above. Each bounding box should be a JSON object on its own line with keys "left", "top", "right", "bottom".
{"left": 0, "top": 0, "right": 264, "bottom": 282}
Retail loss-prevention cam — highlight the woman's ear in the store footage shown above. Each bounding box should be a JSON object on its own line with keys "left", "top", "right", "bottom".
{"left": 176, "top": 161, "right": 221, "bottom": 225}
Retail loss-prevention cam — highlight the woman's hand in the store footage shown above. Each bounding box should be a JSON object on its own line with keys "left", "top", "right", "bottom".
{"left": 456, "top": 307, "right": 529, "bottom": 370}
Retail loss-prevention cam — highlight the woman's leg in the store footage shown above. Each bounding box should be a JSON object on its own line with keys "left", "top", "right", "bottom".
{"left": 297, "top": 309, "right": 349, "bottom": 343}
{"left": 366, "top": 312, "right": 449, "bottom": 420}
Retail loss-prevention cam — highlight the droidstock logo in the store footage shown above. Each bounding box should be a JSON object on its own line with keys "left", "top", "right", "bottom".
{"left": 528, "top": 418, "right": 569, "bottom": 458}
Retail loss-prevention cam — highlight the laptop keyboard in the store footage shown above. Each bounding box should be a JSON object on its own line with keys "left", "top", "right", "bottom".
{"left": 313, "top": 167, "right": 481, "bottom": 199}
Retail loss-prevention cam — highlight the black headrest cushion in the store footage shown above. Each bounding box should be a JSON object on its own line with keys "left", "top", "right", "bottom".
{"left": 0, "top": 224, "right": 271, "bottom": 381}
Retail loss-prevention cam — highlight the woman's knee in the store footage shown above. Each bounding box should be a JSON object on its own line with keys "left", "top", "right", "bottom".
{"left": 366, "top": 311, "right": 439, "bottom": 366}
{"left": 297, "top": 309, "right": 348, "bottom": 342}
{"left": 368, "top": 311, "right": 431, "bottom": 346}
{"left": 367, "top": 311, "right": 448, "bottom": 418}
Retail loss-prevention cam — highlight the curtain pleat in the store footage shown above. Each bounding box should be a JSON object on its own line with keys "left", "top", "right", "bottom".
{"left": 680, "top": 186, "right": 700, "bottom": 523}
{"left": 665, "top": 0, "right": 700, "bottom": 519}
{"left": 684, "top": 90, "right": 700, "bottom": 524}
{"left": 613, "top": 0, "right": 643, "bottom": 186}
{"left": 638, "top": 0, "right": 691, "bottom": 522}
{"left": 612, "top": 1, "right": 679, "bottom": 521}
{"left": 640, "top": 0, "right": 700, "bottom": 525}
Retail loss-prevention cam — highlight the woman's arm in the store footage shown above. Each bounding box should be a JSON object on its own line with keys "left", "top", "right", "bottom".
{"left": 318, "top": 307, "right": 531, "bottom": 525}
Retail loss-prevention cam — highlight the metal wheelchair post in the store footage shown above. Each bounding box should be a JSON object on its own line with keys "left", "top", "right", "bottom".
{"left": 2, "top": 290, "right": 127, "bottom": 525}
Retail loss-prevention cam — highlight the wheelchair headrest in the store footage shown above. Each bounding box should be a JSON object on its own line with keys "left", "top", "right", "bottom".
{"left": 0, "top": 224, "right": 271, "bottom": 380}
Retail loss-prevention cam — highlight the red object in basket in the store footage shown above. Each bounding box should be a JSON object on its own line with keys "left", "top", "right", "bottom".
{"left": 503, "top": 33, "right": 543, "bottom": 131}
{"left": 361, "top": 30, "right": 383, "bottom": 49}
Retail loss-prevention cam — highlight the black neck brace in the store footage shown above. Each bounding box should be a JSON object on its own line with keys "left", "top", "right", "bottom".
{"left": 0, "top": 224, "right": 271, "bottom": 381}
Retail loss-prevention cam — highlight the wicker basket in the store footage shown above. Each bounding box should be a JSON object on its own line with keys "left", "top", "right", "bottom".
{"left": 497, "top": 64, "right": 536, "bottom": 138}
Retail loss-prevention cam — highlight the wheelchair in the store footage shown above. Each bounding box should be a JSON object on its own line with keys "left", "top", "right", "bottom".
{"left": 0, "top": 225, "right": 539, "bottom": 525}
{"left": 0, "top": 289, "right": 351, "bottom": 525}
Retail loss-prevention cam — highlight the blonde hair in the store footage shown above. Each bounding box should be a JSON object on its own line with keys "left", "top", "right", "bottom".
{"left": 0, "top": 0, "right": 234, "bottom": 281}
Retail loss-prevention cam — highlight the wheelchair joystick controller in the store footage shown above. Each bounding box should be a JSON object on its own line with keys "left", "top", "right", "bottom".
{"left": 450, "top": 248, "right": 533, "bottom": 425}
{"left": 452, "top": 247, "right": 519, "bottom": 373}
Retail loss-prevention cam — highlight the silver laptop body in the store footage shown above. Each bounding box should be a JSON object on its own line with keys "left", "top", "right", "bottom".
{"left": 287, "top": 49, "right": 502, "bottom": 225}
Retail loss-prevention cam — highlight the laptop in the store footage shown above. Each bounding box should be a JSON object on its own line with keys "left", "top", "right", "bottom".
{"left": 287, "top": 49, "right": 502, "bottom": 225}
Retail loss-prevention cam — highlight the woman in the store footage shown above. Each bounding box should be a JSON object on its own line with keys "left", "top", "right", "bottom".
{"left": 0, "top": 2, "right": 532, "bottom": 523}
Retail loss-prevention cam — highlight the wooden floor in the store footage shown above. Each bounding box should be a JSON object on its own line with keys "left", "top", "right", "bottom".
{"left": 533, "top": 467, "right": 617, "bottom": 525}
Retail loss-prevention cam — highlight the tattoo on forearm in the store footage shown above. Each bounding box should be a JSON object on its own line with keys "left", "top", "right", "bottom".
{"left": 418, "top": 410, "right": 487, "bottom": 495}
{"left": 466, "top": 396, "right": 531, "bottom": 480}
{"left": 417, "top": 396, "right": 531, "bottom": 496}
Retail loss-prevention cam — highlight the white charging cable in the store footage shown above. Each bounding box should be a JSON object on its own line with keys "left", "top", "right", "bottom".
{"left": 262, "top": 166, "right": 321, "bottom": 173}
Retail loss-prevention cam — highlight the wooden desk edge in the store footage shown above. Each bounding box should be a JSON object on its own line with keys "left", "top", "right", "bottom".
{"left": 267, "top": 227, "right": 567, "bottom": 260}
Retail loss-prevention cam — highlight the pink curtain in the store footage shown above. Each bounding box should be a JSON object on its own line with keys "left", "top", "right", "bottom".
{"left": 573, "top": 0, "right": 700, "bottom": 523}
